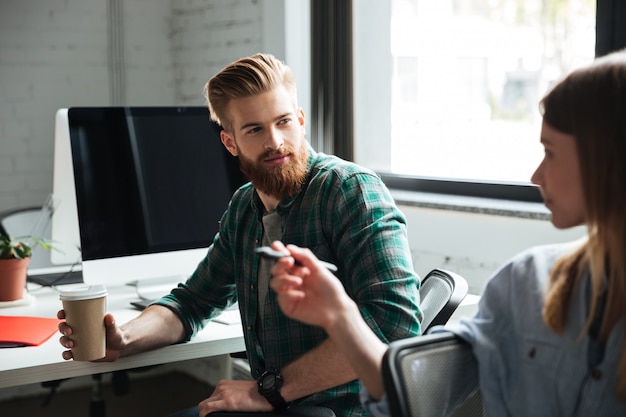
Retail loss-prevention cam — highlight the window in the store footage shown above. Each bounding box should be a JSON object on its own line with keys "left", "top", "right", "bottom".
{"left": 353, "top": 0, "right": 596, "bottom": 186}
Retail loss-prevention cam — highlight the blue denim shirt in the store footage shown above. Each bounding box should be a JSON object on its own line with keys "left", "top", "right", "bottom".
{"left": 363, "top": 242, "right": 626, "bottom": 417}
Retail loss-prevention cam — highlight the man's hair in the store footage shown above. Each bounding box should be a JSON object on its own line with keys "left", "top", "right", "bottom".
{"left": 540, "top": 48, "right": 626, "bottom": 399}
{"left": 204, "top": 53, "right": 297, "bottom": 132}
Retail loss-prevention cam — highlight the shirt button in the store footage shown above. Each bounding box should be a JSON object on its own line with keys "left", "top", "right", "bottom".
{"left": 528, "top": 347, "right": 536, "bottom": 358}
{"left": 250, "top": 284, "right": 255, "bottom": 289}
{"left": 247, "top": 326, "right": 253, "bottom": 331}
{"left": 592, "top": 369, "right": 602, "bottom": 380}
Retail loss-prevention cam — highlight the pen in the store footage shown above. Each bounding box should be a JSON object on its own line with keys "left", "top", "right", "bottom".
{"left": 255, "top": 246, "right": 339, "bottom": 272}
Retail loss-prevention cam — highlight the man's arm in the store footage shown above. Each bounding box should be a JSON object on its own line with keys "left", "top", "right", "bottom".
{"left": 329, "top": 172, "right": 421, "bottom": 344}
{"left": 281, "top": 326, "right": 387, "bottom": 401}
{"left": 117, "top": 305, "right": 186, "bottom": 357}
{"left": 59, "top": 304, "right": 185, "bottom": 361}
{"left": 280, "top": 338, "right": 359, "bottom": 401}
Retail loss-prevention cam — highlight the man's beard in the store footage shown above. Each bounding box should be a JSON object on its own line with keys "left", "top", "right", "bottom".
{"left": 238, "top": 141, "right": 309, "bottom": 200}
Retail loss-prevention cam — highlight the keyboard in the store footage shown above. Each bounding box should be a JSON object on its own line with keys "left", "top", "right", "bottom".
{"left": 28, "top": 270, "right": 83, "bottom": 286}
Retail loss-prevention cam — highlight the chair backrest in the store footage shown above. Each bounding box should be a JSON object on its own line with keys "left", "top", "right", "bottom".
{"left": 0, "top": 206, "right": 42, "bottom": 237}
{"left": 419, "top": 268, "right": 468, "bottom": 333}
{"left": 382, "top": 331, "right": 484, "bottom": 417}
{"left": 0, "top": 205, "right": 56, "bottom": 270}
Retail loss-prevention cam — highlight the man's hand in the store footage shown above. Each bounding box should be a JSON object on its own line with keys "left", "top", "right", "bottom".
{"left": 198, "top": 379, "right": 273, "bottom": 415}
{"left": 57, "top": 310, "right": 124, "bottom": 362}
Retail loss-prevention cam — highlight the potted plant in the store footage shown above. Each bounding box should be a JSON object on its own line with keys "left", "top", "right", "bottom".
{"left": 0, "top": 233, "right": 52, "bottom": 301}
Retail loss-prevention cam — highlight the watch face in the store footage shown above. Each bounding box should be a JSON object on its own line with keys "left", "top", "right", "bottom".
{"left": 262, "top": 374, "right": 276, "bottom": 390}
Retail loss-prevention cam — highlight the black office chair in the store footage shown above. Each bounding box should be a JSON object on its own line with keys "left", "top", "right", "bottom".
{"left": 382, "top": 331, "right": 485, "bottom": 417}
{"left": 418, "top": 268, "right": 468, "bottom": 333}
{"left": 0, "top": 206, "right": 43, "bottom": 233}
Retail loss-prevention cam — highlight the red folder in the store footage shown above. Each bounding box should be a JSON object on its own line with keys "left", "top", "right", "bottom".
{"left": 0, "top": 316, "right": 60, "bottom": 347}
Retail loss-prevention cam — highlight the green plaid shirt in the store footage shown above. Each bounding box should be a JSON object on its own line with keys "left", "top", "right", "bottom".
{"left": 157, "top": 147, "right": 421, "bottom": 417}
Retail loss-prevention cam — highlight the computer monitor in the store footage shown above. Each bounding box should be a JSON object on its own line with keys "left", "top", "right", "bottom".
{"left": 51, "top": 107, "right": 247, "bottom": 287}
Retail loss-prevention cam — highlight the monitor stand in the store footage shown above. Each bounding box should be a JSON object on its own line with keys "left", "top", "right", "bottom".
{"left": 126, "top": 275, "right": 187, "bottom": 300}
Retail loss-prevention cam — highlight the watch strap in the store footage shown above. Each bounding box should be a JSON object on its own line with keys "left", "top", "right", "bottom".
{"left": 264, "top": 389, "right": 289, "bottom": 410}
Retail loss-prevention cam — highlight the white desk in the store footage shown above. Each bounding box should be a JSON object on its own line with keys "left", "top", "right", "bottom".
{"left": 0, "top": 284, "right": 245, "bottom": 389}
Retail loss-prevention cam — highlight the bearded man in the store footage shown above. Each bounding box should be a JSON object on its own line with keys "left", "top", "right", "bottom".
{"left": 58, "top": 53, "right": 421, "bottom": 417}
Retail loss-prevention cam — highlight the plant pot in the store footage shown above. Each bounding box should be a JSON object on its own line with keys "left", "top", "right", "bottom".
{"left": 0, "top": 257, "right": 30, "bottom": 302}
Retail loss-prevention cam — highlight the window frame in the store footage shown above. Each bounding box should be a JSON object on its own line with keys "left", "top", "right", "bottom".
{"left": 311, "top": 0, "right": 626, "bottom": 202}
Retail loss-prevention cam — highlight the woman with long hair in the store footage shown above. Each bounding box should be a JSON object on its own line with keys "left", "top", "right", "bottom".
{"left": 270, "top": 48, "right": 626, "bottom": 416}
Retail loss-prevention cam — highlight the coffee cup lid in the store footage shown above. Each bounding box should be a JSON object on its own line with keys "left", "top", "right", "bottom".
{"left": 59, "top": 284, "right": 108, "bottom": 301}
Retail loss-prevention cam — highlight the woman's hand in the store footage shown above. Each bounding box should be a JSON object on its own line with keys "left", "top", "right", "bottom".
{"left": 269, "top": 241, "right": 353, "bottom": 331}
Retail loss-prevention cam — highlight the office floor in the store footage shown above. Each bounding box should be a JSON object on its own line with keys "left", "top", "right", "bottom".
{"left": 0, "top": 371, "right": 213, "bottom": 417}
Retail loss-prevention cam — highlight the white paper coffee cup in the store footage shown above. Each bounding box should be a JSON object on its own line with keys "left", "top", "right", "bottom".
{"left": 59, "top": 285, "right": 108, "bottom": 361}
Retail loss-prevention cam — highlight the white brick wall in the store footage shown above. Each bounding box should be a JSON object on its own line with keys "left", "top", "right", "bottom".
{"left": 0, "top": 0, "right": 269, "bottom": 213}
{"left": 0, "top": 0, "right": 285, "bottom": 401}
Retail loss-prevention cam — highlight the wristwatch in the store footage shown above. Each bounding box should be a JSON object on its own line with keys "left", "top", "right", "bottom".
{"left": 257, "top": 368, "right": 290, "bottom": 410}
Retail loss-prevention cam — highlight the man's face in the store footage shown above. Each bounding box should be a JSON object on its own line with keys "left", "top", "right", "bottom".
{"left": 220, "top": 85, "right": 309, "bottom": 200}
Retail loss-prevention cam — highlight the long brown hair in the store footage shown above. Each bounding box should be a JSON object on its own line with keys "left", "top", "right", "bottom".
{"left": 541, "top": 49, "right": 626, "bottom": 398}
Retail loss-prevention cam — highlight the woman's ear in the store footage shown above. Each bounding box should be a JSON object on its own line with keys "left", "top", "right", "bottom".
{"left": 221, "top": 130, "right": 238, "bottom": 156}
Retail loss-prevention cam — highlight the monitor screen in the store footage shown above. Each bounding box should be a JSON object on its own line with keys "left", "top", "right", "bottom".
{"left": 51, "top": 107, "right": 247, "bottom": 287}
